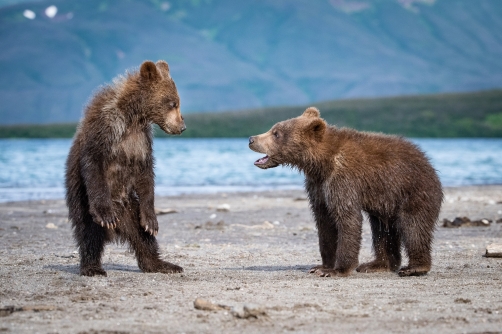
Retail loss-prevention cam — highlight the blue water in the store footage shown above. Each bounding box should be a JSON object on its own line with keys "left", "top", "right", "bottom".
{"left": 0, "top": 138, "right": 501, "bottom": 202}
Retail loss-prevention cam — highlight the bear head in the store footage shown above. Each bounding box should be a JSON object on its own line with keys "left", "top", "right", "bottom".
{"left": 249, "top": 107, "right": 327, "bottom": 169}
{"left": 135, "top": 60, "right": 186, "bottom": 135}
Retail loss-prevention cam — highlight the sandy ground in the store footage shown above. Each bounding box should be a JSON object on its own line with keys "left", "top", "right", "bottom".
{"left": 1, "top": 186, "right": 502, "bottom": 334}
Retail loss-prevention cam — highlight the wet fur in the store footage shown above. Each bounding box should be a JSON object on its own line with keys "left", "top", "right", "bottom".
{"left": 65, "top": 61, "right": 185, "bottom": 276}
{"left": 249, "top": 107, "right": 443, "bottom": 277}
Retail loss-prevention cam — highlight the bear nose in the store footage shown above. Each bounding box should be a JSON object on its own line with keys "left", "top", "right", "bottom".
{"left": 181, "top": 124, "right": 186, "bottom": 133}
{"left": 249, "top": 136, "right": 254, "bottom": 145}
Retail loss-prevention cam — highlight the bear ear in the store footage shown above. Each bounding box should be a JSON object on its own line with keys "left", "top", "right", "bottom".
{"left": 140, "top": 61, "right": 160, "bottom": 82}
{"left": 306, "top": 118, "right": 326, "bottom": 141}
{"left": 156, "top": 60, "right": 171, "bottom": 79}
{"left": 302, "top": 107, "right": 320, "bottom": 118}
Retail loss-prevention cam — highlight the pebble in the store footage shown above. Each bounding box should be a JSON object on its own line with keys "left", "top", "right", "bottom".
{"left": 485, "top": 244, "right": 502, "bottom": 258}
{"left": 45, "top": 223, "right": 58, "bottom": 229}
{"left": 193, "top": 298, "right": 228, "bottom": 311}
{"left": 231, "top": 304, "right": 267, "bottom": 319}
{"left": 216, "top": 204, "right": 231, "bottom": 212}
{"left": 442, "top": 217, "right": 491, "bottom": 228}
{"left": 154, "top": 208, "right": 178, "bottom": 215}
{"left": 231, "top": 221, "right": 274, "bottom": 229}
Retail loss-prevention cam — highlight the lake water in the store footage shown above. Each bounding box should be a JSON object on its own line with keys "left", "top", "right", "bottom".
{"left": 0, "top": 138, "right": 501, "bottom": 203}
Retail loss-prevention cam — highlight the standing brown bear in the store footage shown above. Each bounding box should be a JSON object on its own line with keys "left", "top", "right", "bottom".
{"left": 249, "top": 107, "right": 443, "bottom": 277}
{"left": 65, "top": 60, "right": 186, "bottom": 276}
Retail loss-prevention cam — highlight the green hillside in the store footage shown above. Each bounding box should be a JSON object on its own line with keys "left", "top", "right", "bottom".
{"left": 1, "top": 90, "right": 502, "bottom": 138}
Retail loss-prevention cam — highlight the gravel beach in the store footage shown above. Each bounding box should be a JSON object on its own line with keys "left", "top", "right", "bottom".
{"left": 1, "top": 186, "right": 501, "bottom": 333}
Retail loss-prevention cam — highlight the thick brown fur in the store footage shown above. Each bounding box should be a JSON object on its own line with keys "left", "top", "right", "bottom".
{"left": 249, "top": 107, "right": 443, "bottom": 277}
{"left": 65, "top": 60, "right": 186, "bottom": 277}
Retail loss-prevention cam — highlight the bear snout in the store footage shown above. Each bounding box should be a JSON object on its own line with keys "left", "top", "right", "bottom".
{"left": 248, "top": 135, "right": 267, "bottom": 154}
{"left": 181, "top": 123, "right": 187, "bottom": 133}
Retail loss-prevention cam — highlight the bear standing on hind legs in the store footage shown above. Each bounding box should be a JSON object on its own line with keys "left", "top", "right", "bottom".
{"left": 249, "top": 107, "right": 443, "bottom": 277}
{"left": 65, "top": 60, "right": 186, "bottom": 276}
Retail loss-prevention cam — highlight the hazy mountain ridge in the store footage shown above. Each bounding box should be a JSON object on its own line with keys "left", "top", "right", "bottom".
{"left": 1, "top": 0, "right": 502, "bottom": 124}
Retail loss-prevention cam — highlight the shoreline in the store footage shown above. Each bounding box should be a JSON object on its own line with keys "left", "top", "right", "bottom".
{"left": 1, "top": 183, "right": 502, "bottom": 205}
{"left": 1, "top": 185, "right": 501, "bottom": 333}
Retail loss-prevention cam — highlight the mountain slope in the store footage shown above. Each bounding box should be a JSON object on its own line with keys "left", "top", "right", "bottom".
{"left": 1, "top": 0, "right": 502, "bottom": 124}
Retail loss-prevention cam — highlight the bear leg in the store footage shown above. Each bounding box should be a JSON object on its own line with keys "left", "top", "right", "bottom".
{"left": 76, "top": 213, "right": 108, "bottom": 277}
{"left": 130, "top": 228, "right": 183, "bottom": 274}
{"left": 309, "top": 199, "right": 337, "bottom": 274}
{"left": 123, "top": 202, "right": 182, "bottom": 273}
{"left": 357, "top": 215, "right": 402, "bottom": 273}
{"left": 326, "top": 210, "right": 363, "bottom": 276}
{"left": 398, "top": 214, "right": 433, "bottom": 277}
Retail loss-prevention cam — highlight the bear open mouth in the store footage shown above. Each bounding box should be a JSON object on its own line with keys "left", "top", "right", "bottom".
{"left": 254, "top": 155, "right": 270, "bottom": 166}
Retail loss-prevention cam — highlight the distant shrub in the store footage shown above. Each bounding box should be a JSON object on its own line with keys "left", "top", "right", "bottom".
{"left": 1, "top": 90, "right": 502, "bottom": 138}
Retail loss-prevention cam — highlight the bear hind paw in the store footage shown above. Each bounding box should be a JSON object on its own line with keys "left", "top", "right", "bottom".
{"left": 140, "top": 260, "right": 183, "bottom": 274}
{"left": 308, "top": 265, "right": 332, "bottom": 274}
{"left": 356, "top": 261, "right": 392, "bottom": 273}
{"left": 398, "top": 266, "right": 430, "bottom": 277}
{"left": 313, "top": 268, "right": 350, "bottom": 277}
{"left": 80, "top": 266, "right": 107, "bottom": 277}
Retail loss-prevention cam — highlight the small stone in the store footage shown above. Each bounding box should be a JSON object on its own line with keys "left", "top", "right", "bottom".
{"left": 470, "top": 218, "right": 492, "bottom": 226}
{"left": 231, "top": 303, "right": 267, "bottom": 319}
{"left": 231, "top": 221, "right": 274, "bottom": 229}
{"left": 45, "top": 223, "right": 58, "bottom": 229}
{"left": 443, "top": 217, "right": 491, "bottom": 228}
{"left": 194, "top": 298, "right": 229, "bottom": 311}
{"left": 216, "top": 204, "right": 231, "bottom": 212}
{"left": 120, "top": 296, "right": 126, "bottom": 301}
{"left": 260, "top": 221, "right": 275, "bottom": 229}
{"left": 454, "top": 298, "right": 471, "bottom": 304}
{"left": 209, "top": 213, "right": 217, "bottom": 219}
{"left": 201, "top": 222, "right": 224, "bottom": 230}
{"left": 21, "top": 305, "right": 57, "bottom": 312}
{"left": 486, "top": 244, "right": 502, "bottom": 258}
{"left": 155, "top": 208, "right": 178, "bottom": 215}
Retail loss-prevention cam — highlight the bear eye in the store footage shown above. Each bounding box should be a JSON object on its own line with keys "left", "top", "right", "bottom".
{"left": 168, "top": 101, "right": 178, "bottom": 109}
{"left": 273, "top": 130, "right": 279, "bottom": 138}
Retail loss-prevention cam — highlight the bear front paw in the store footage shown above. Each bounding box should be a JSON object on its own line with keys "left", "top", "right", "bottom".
{"left": 140, "top": 211, "right": 159, "bottom": 236}
{"left": 89, "top": 205, "right": 119, "bottom": 229}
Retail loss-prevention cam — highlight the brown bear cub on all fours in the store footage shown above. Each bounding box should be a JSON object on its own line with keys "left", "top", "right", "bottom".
{"left": 249, "top": 107, "right": 443, "bottom": 277}
{"left": 65, "top": 60, "right": 185, "bottom": 276}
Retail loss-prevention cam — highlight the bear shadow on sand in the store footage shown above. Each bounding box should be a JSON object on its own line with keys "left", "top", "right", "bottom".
{"left": 224, "top": 265, "right": 313, "bottom": 272}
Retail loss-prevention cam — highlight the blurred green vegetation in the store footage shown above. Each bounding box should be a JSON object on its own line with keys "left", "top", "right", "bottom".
{"left": 1, "top": 90, "right": 502, "bottom": 138}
